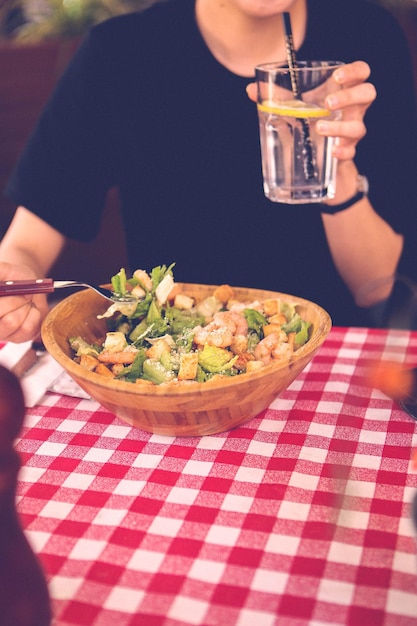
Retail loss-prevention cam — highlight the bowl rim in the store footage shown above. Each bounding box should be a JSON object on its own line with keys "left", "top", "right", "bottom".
{"left": 41, "top": 283, "right": 332, "bottom": 397}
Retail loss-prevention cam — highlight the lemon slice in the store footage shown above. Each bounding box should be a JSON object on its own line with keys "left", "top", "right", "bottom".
{"left": 258, "top": 99, "right": 330, "bottom": 118}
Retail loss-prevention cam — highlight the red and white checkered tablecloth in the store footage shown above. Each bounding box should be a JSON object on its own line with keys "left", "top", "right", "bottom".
{"left": 11, "top": 327, "right": 417, "bottom": 625}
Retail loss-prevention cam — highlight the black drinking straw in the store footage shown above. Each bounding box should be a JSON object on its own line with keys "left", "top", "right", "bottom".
{"left": 282, "top": 12, "right": 317, "bottom": 181}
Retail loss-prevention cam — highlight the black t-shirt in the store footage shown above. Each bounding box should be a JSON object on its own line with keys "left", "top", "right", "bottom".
{"left": 6, "top": 0, "right": 417, "bottom": 327}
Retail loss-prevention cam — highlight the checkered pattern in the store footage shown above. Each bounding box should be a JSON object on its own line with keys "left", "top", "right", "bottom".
{"left": 9, "top": 327, "right": 417, "bottom": 625}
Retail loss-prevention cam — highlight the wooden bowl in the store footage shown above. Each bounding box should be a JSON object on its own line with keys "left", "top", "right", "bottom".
{"left": 41, "top": 284, "right": 331, "bottom": 436}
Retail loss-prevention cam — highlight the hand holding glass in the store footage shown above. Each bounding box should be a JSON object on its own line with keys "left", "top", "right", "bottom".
{"left": 255, "top": 61, "right": 344, "bottom": 204}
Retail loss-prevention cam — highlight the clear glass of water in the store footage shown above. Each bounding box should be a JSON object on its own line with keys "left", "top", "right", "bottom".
{"left": 255, "top": 60, "right": 345, "bottom": 204}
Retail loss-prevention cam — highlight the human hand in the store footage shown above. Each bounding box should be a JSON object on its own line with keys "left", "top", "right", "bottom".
{"left": 246, "top": 61, "right": 376, "bottom": 161}
{"left": 315, "top": 61, "right": 376, "bottom": 161}
{"left": 0, "top": 262, "right": 49, "bottom": 343}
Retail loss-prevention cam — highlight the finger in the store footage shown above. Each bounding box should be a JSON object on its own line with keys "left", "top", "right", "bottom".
{"left": 0, "top": 305, "right": 43, "bottom": 343}
{"left": 317, "top": 119, "right": 366, "bottom": 142}
{"left": 246, "top": 83, "right": 257, "bottom": 103}
{"left": 0, "top": 295, "right": 31, "bottom": 320}
{"left": 332, "top": 141, "right": 358, "bottom": 161}
{"left": 325, "top": 82, "right": 377, "bottom": 112}
{"left": 316, "top": 119, "right": 367, "bottom": 161}
{"left": 333, "top": 60, "right": 371, "bottom": 87}
{"left": 0, "top": 301, "right": 30, "bottom": 338}
{"left": 0, "top": 295, "right": 46, "bottom": 343}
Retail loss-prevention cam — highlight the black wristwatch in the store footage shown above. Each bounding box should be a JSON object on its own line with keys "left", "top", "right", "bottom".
{"left": 320, "top": 175, "right": 369, "bottom": 214}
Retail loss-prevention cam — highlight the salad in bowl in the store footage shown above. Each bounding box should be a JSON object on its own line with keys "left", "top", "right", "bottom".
{"left": 69, "top": 263, "right": 312, "bottom": 386}
{"left": 42, "top": 263, "right": 331, "bottom": 435}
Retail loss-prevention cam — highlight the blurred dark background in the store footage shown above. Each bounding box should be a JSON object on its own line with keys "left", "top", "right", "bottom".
{"left": 0, "top": 0, "right": 416, "bottom": 285}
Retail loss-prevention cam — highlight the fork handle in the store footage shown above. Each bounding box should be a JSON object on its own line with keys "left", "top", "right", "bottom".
{"left": 0, "top": 278, "right": 55, "bottom": 297}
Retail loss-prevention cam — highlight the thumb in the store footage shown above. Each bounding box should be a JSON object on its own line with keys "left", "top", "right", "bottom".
{"left": 246, "top": 82, "right": 257, "bottom": 103}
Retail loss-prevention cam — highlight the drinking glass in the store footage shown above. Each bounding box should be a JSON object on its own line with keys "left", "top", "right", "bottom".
{"left": 255, "top": 60, "right": 344, "bottom": 204}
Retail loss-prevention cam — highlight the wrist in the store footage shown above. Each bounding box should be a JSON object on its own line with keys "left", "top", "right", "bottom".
{"left": 321, "top": 174, "right": 369, "bottom": 215}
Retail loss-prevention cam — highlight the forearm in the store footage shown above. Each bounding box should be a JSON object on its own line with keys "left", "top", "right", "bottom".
{"left": 313, "top": 64, "right": 404, "bottom": 307}
{"left": 0, "top": 206, "right": 66, "bottom": 277}
{"left": 322, "top": 166, "right": 403, "bottom": 307}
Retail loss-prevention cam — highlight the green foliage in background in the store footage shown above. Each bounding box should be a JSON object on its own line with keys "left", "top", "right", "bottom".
{"left": 0, "top": 0, "right": 157, "bottom": 41}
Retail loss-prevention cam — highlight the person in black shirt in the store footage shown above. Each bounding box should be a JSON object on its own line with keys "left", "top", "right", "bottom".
{"left": 0, "top": 0, "right": 416, "bottom": 341}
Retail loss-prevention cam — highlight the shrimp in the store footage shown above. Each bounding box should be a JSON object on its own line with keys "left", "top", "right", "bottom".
{"left": 133, "top": 269, "right": 153, "bottom": 291}
{"left": 213, "top": 310, "right": 248, "bottom": 336}
{"left": 254, "top": 333, "right": 278, "bottom": 365}
{"left": 254, "top": 333, "right": 293, "bottom": 365}
{"left": 194, "top": 310, "right": 248, "bottom": 348}
{"left": 271, "top": 342, "right": 293, "bottom": 362}
{"left": 193, "top": 324, "right": 234, "bottom": 348}
{"left": 97, "top": 349, "right": 138, "bottom": 364}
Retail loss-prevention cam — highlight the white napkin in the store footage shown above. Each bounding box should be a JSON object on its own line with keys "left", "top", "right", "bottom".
{"left": 0, "top": 341, "right": 91, "bottom": 406}
{"left": 0, "top": 341, "right": 35, "bottom": 373}
{"left": 49, "top": 370, "right": 91, "bottom": 400}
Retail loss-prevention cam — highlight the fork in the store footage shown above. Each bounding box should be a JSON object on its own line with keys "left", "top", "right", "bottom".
{"left": 0, "top": 278, "right": 138, "bottom": 303}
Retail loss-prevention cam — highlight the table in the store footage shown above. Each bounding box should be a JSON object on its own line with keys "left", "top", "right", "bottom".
{"left": 11, "top": 327, "right": 417, "bottom": 625}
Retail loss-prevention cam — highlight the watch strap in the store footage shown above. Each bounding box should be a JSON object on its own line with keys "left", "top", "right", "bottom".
{"left": 320, "top": 190, "right": 366, "bottom": 214}
{"left": 320, "top": 175, "right": 368, "bottom": 214}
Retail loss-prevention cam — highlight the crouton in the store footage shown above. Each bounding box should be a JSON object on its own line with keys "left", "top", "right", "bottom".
{"left": 178, "top": 352, "right": 199, "bottom": 380}
{"left": 213, "top": 284, "right": 234, "bottom": 304}
{"left": 263, "top": 325, "right": 288, "bottom": 343}
{"left": 230, "top": 335, "right": 249, "bottom": 354}
{"left": 268, "top": 313, "right": 287, "bottom": 325}
{"left": 246, "top": 360, "right": 264, "bottom": 372}
{"left": 233, "top": 352, "right": 255, "bottom": 371}
{"left": 95, "top": 362, "right": 115, "bottom": 378}
{"left": 287, "top": 332, "right": 296, "bottom": 350}
{"left": 174, "top": 293, "right": 195, "bottom": 310}
{"left": 145, "top": 337, "right": 174, "bottom": 360}
{"left": 263, "top": 298, "right": 280, "bottom": 316}
{"left": 80, "top": 354, "right": 100, "bottom": 372}
{"left": 111, "top": 363, "right": 125, "bottom": 376}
